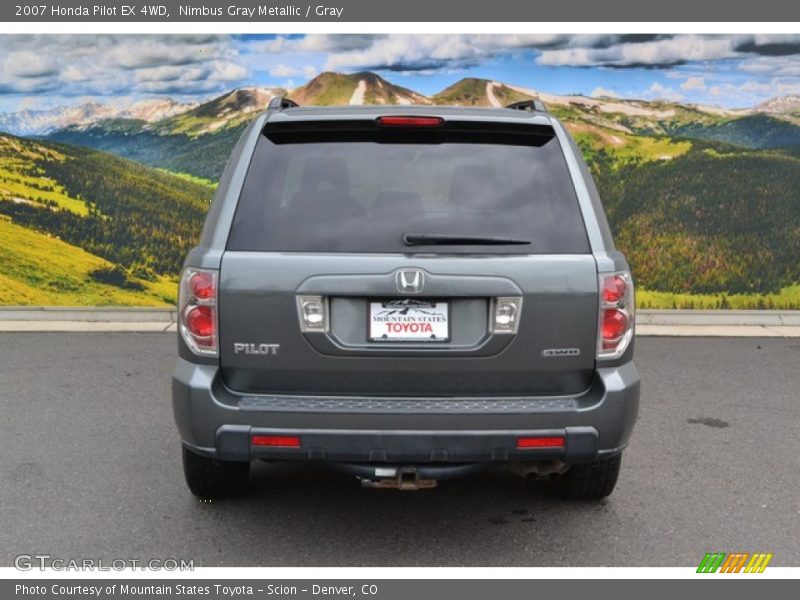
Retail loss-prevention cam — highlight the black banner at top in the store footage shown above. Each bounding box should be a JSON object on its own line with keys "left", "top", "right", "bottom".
{"left": 2, "top": 0, "right": 800, "bottom": 22}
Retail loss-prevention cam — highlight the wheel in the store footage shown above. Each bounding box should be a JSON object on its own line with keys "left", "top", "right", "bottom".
{"left": 182, "top": 446, "right": 250, "bottom": 498}
{"left": 555, "top": 452, "right": 622, "bottom": 500}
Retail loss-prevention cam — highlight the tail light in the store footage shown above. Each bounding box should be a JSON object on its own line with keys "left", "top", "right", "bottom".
{"left": 597, "top": 271, "right": 634, "bottom": 359}
{"left": 179, "top": 267, "right": 218, "bottom": 356}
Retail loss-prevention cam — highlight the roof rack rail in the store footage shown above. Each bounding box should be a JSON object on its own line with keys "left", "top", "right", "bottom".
{"left": 505, "top": 99, "right": 548, "bottom": 113}
{"left": 268, "top": 96, "right": 299, "bottom": 111}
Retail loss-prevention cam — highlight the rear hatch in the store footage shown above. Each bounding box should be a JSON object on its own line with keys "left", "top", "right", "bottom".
{"left": 219, "top": 115, "right": 597, "bottom": 396}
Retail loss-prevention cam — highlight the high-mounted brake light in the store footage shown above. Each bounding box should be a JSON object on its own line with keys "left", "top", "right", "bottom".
{"left": 179, "top": 268, "right": 218, "bottom": 356}
{"left": 597, "top": 271, "right": 635, "bottom": 359}
{"left": 377, "top": 116, "right": 444, "bottom": 127}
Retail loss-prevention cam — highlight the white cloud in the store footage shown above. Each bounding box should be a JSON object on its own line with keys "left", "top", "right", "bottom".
{"left": 269, "top": 64, "right": 318, "bottom": 78}
{"left": 3, "top": 51, "right": 57, "bottom": 78}
{"left": 300, "top": 33, "right": 800, "bottom": 74}
{"left": 135, "top": 65, "right": 205, "bottom": 83}
{"left": 236, "top": 34, "right": 800, "bottom": 73}
{"left": 259, "top": 34, "right": 380, "bottom": 55}
{"left": 269, "top": 64, "right": 298, "bottom": 77}
{"left": 104, "top": 38, "right": 228, "bottom": 70}
{"left": 538, "top": 36, "right": 737, "bottom": 68}
{"left": 681, "top": 77, "right": 706, "bottom": 91}
{"left": 591, "top": 87, "right": 619, "bottom": 98}
{"left": 209, "top": 60, "right": 247, "bottom": 81}
{"left": 60, "top": 65, "right": 93, "bottom": 83}
{"left": 708, "top": 78, "right": 800, "bottom": 102}
{"left": 253, "top": 34, "right": 573, "bottom": 73}
{"left": 739, "top": 55, "right": 800, "bottom": 77}
{"left": 0, "top": 35, "right": 247, "bottom": 98}
{"left": 643, "top": 82, "right": 684, "bottom": 102}
{"left": 321, "top": 34, "right": 577, "bottom": 72}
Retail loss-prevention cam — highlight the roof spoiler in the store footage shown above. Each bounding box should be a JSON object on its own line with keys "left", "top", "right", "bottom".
{"left": 267, "top": 96, "right": 299, "bottom": 111}
{"left": 505, "top": 99, "right": 548, "bottom": 113}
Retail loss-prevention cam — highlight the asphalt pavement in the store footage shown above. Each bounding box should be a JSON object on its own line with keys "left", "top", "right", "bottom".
{"left": 1, "top": 333, "right": 798, "bottom": 567}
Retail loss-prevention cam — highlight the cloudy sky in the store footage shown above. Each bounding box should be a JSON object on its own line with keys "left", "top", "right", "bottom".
{"left": 1, "top": 34, "right": 800, "bottom": 112}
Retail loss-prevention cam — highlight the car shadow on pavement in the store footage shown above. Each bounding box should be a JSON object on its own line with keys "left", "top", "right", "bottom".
{"left": 184, "top": 460, "right": 619, "bottom": 567}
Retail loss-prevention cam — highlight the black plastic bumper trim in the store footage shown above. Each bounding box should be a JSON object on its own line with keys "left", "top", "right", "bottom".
{"left": 215, "top": 424, "right": 599, "bottom": 464}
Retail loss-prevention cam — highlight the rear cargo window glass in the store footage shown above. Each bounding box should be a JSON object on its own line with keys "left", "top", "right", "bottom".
{"left": 227, "top": 123, "right": 590, "bottom": 254}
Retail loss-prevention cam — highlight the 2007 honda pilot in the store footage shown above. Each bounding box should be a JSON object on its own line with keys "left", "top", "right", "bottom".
{"left": 172, "top": 98, "right": 640, "bottom": 499}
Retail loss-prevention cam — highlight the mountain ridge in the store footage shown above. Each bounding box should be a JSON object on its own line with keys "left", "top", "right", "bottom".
{"left": 5, "top": 71, "right": 800, "bottom": 138}
{"left": 41, "top": 72, "right": 800, "bottom": 181}
{"left": 0, "top": 98, "right": 198, "bottom": 136}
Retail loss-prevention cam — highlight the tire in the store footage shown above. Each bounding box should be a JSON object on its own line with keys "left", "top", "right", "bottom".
{"left": 555, "top": 452, "right": 622, "bottom": 500}
{"left": 182, "top": 446, "right": 250, "bottom": 498}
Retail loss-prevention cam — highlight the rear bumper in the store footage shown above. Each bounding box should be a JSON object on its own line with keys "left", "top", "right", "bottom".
{"left": 172, "top": 359, "right": 640, "bottom": 464}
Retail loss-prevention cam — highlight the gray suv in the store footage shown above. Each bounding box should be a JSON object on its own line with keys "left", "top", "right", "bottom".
{"left": 172, "top": 98, "right": 640, "bottom": 499}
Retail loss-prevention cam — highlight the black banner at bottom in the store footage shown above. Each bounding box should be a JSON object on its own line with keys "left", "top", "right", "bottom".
{"left": 3, "top": 579, "right": 795, "bottom": 600}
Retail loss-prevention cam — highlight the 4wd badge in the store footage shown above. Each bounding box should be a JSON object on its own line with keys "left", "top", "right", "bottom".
{"left": 542, "top": 348, "right": 580, "bottom": 357}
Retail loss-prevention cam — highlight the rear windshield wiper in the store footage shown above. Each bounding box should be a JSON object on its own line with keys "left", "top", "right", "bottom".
{"left": 403, "top": 233, "right": 532, "bottom": 246}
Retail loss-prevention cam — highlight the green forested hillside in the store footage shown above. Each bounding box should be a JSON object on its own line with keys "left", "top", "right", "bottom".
{"left": 587, "top": 143, "right": 800, "bottom": 296}
{"left": 19, "top": 74, "right": 800, "bottom": 307}
{"left": 46, "top": 88, "right": 278, "bottom": 180}
{"left": 0, "top": 216, "right": 176, "bottom": 306}
{"left": 666, "top": 114, "right": 800, "bottom": 149}
{"left": 48, "top": 123, "right": 244, "bottom": 181}
{"left": 0, "top": 133, "right": 212, "bottom": 304}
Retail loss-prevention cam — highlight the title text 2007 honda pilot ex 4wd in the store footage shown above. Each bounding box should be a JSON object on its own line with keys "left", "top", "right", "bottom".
{"left": 172, "top": 98, "right": 640, "bottom": 500}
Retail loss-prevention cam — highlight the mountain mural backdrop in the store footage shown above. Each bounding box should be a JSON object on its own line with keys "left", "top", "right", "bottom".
{"left": 2, "top": 71, "right": 800, "bottom": 308}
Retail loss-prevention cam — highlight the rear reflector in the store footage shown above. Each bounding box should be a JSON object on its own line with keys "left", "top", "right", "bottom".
{"left": 251, "top": 435, "right": 301, "bottom": 448}
{"left": 516, "top": 436, "right": 565, "bottom": 449}
{"left": 377, "top": 115, "right": 444, "bottom": 127}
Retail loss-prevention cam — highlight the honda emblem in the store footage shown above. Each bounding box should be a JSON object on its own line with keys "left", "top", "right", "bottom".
{"left": 396, "top": 269, "right": 425, "bottom": 294}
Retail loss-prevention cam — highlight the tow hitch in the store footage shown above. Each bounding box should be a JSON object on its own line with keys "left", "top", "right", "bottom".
{"left": 330, "top": 462, "right": 484, "bottom": 489}
{"left": 360, "top": 467, "right": 437, "bottom": 490}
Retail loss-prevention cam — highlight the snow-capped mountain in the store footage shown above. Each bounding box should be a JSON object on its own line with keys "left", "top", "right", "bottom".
{"left": 0, "top": 103, "right": 117, "bottom": 136}
{"left": 755, "top": 95, "right": 800, "bottom": 114}
{"left": 0, "top": 98, "right": 196, "bottom": 136}
{"left": 121, "top": 98, "right": 198, "bottom": 122}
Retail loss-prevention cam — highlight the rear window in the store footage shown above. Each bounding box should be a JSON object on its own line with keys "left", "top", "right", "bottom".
{"left": 227, "top": 121, "right": 590, "bottom": 254}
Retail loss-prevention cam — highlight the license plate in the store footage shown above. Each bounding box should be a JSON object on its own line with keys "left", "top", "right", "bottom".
{"left": 369, "top": 299, "right": 449, "bottom": 342}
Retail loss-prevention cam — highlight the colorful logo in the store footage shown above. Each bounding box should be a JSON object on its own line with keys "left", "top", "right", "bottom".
{"left": 697, "top": 552, "right": 773, "bottom": 573}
